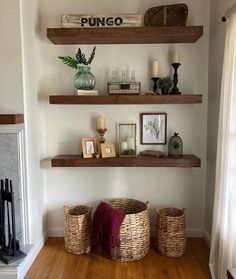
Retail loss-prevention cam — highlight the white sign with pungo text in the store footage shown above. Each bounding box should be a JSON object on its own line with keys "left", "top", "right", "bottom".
{"left": 61, "top": 14, "right": 142, "bottom": 28}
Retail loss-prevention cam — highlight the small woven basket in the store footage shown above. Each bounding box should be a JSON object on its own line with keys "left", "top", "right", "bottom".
{"left": 64, "top": 205, "right": 92, "bottom": 255}
{"left": 104, "top": 198, "right": 150, "bottom": 262}
{"left": 156, "top": 207, "right": 186, "bottom": 257}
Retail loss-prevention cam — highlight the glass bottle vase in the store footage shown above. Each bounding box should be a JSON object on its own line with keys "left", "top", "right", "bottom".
{"left": 74, "top": 65, "right": 96, "bottom": 90}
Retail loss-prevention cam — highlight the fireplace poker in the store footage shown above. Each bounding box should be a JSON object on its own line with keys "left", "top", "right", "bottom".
{"left": 5, "top": 179, "right": 12, "bottom": 255}
{"left": 10, "top": 181, "right": 16, "bottom": 255}
{"left": 0, "top": 180, "right": 4, "bottom": 247}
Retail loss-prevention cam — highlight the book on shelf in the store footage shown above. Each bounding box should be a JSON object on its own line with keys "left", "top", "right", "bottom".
{"left": 75, "top": 90, "right": 99, "bottom": 96}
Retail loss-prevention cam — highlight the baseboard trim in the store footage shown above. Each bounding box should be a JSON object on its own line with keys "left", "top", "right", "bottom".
{"left": 48, "top": 227, "right": 64, "bottom": 237}
{"left": 49, "top": 227, "right": 205, "bottom": 238}
{"left": 186, "top": 227, "right": 204, "bottom": 238}
{"left": 203, "top": 229, "right": 211, "bottom": 247}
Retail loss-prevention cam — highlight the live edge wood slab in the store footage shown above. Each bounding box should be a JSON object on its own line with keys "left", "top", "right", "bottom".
{"left": 47, "top": 26, "right": 203, "bottom": 45}
{"left": 51, "top": 154, "right": 201, "bottom": 168}
{"left": 0, "top": 114, "right": 24, "bottom": 124}
{"left": 49, "top": 95, "right": 202, "bottom": 105}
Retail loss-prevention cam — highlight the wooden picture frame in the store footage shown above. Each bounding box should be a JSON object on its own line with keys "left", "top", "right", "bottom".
{"left": 101, "top": 143, "right": 116, "bottom": 158}
{"left": 140, "top": 113, "right": 167, "bottom": 145}
{"left": 82, "top": 137, "right": 97, "bottom": 158}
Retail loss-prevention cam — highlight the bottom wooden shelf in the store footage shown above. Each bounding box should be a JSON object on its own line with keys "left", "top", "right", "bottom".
{"left": 51, "top": 154, "right": 201, "bottom": 168}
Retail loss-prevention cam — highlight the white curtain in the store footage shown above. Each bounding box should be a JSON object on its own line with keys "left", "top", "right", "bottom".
{"left": 209, "top": 11, "right": 236, "bottom": 279}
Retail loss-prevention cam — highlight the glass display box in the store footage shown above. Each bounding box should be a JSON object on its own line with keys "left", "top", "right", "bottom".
{"left": 118, "top": 123, "right": 137, "bottom": 157}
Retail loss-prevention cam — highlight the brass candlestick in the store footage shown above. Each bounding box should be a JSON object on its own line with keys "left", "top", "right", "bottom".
{"left": 97, "top": 128, "right": 107, "bottom": 145}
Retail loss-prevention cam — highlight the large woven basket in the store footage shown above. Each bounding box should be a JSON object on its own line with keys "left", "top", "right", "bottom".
{"left": 156, "top": 207, "right": 186, "bottom": 257}
{"left": 64, "top": 205, "right": 92, "bottom": 255}
{"left": 104, "top": 198, "right": 150, "bottom": 262}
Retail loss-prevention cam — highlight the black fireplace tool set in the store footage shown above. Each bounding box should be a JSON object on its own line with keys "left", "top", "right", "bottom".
{"left": 0, "top": 179, "right": 26, "bottom": 264}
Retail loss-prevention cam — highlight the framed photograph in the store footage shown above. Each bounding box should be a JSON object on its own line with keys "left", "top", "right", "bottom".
{"left": 101, "top": 143, "right": 116, "bottom": 158}
{"left": 140, "top": 113, "right": 167, "bottom": 145}
{"left": 82, "top": 137, "right": 97, "bottom": 158}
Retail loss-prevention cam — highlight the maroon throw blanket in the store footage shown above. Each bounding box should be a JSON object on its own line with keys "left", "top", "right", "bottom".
{"left": 93, "top": 202, "right": 126, "bottom": 259}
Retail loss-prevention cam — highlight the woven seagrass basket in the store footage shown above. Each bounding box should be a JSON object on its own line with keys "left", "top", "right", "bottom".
{"left": 104, "top": 198, "right": 150, "bottom": 262}
{"left": 156, "top": 207, "right": 186, "bottom": 257}
{"left": 64, "top": 205, "right": 92, "bottom": 255}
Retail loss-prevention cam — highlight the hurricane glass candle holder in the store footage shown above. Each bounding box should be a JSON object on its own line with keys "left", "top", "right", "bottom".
{"left": 118, "top": 123, "right": 137, "bottom": 157}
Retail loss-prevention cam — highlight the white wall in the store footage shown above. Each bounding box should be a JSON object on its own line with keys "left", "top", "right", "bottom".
{"left": 0, "top": 0, "right": 24, "bottom": 113}
{"left": 205, "top": 0, "right": 235, "bottom": 236}
{"left": 20, "top": 0, "right": 47, "bottom": 244}
{"left": 39, "top": 0, "right": 210, "bottom": 235}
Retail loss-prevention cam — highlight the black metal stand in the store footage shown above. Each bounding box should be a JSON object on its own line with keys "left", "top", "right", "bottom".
{"left": 0, "top": 179, "right": 26, "bottom": 264}
{"left": 151, "top": 77, "right": 160, "bottom": 95}
{"left": 170, "top": 63, "right": 181, "bottom": 95}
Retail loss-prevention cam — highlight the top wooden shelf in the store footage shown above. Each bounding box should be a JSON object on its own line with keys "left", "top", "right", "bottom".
{"left": 47, "top": 26, "right": 203, "bottom": 45}
{"left": 49, "top": 94, "right": 202, "bottom": 105}
{"left": 0, "top": 114, "right": 24, "bottom": 124}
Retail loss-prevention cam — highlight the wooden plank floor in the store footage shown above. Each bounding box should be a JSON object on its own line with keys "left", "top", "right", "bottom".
{"left": 25, "top": 238, "right": 211, "bottom": 279}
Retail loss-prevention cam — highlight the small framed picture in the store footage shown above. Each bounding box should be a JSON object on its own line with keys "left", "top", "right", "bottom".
{"left": 101, "top": 143, "right": 116, "bottom": 158}
{"left": 82, "top": 137, "right": 97, "bottom": 158}
{"left": 140, "top": 113, "right": 167, "bottom": 145}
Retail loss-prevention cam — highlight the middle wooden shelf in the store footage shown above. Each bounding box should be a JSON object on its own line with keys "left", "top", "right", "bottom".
{"left": 49, "top": 94, "right": 202, "bottom": 105}
{"left": 51, "top": 154, "right": 201, "bottom": 168}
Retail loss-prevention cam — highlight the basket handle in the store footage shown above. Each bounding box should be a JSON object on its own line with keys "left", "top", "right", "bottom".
{"left": 145, "top": 201, "right": 150, "bottom": 209}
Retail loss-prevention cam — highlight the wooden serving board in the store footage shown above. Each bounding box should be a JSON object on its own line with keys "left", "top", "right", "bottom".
{"left": 144, "top": 4, "right": 188, "bottom": 27}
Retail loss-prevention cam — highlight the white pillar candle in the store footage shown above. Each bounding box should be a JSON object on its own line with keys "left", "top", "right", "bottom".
{"left": 152, "top": 59, "right": 159, "bottom": 77}
{"left": 121, "top": 141, "right": 128, "bottom": 151}
{"left": 97, "top": 116, "right": 105, "bottom": 130}
{"left": 172, "top": 50, "right": 180, "bottom": 64}
{"left": 127, "top": 137, "right": 135, "bottom": 150}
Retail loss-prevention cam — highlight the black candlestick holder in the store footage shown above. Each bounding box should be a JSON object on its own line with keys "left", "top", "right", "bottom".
{"left": 170, "top": 63, "right": 181, "bottom": 95}
{"left": 151, "top": 77, "right": 160, "bottom": 95}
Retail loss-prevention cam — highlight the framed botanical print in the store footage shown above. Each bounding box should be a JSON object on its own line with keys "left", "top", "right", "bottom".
{"left": 140, "top": 113, "right": 167, "bottom": 145}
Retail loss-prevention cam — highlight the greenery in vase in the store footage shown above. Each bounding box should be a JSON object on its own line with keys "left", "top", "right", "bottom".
{"left": 58, "top": 46, "right": 96, "bottom": 69}
{"left": 121, "top": 149, "right": 136, "bottom": 155}
{"left": 158, "top": 76, "right": 173, "bottom": 89}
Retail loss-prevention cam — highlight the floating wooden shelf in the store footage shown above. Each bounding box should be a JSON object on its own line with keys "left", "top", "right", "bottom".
{"left": 49, "top": 95, "right": 202, "bottom": 105}
{"left": 51, "top": 154, "right": 201, "bottom": 168}
{"left": 47, "top": 26, "right": 203, "bottom": 45}
{"left": 0, "top": 114, "right": 24, "bottom": 124}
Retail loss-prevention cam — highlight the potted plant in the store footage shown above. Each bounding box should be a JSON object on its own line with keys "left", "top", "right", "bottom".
{"left": 158, "top": 76, "right": 173, "bottom": 95}
{"left": 59, "top": 46, "right": 96, "bottom": 90}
